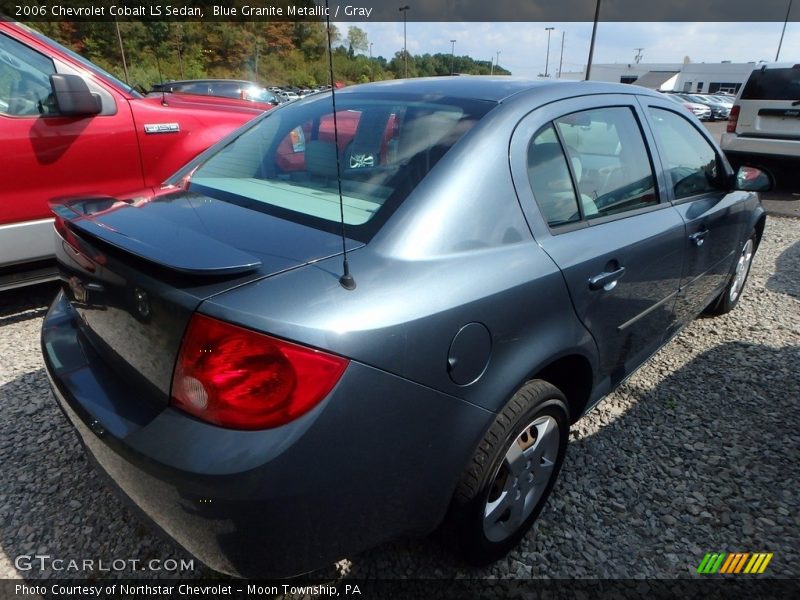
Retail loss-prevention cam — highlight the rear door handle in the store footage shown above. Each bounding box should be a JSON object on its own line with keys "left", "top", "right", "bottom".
{"left": 589, "top": 266, "right": 626, "bottom": 291}
{"left": 690, "top": 229, "right": 709, "bottom": 247}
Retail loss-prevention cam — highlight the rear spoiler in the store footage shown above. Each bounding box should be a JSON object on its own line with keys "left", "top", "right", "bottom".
{"left": 51, "top": 198, "right": 262, "bottom": 276}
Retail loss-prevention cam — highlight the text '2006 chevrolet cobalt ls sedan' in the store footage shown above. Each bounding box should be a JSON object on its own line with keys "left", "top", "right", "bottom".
{"left": 42, "top": 77, "right": 768, "bottom": 577}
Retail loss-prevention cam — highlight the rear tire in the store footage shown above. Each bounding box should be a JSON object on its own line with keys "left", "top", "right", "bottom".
{"left": 444, "top": 380, "right": 569, "bottom": 565}
{"left": 707, "top": 233, "right": 757, "bottom": 316}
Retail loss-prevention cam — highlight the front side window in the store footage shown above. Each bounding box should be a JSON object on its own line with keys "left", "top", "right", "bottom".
{"left": 648, "top": 108, "right": 722, "bottom": 200}
{"left": 188, "top": 94, "right": 493, "bottom": 240}
{"left": 555, "top": 106, "right": 658, "bottom": 218}
{"left": 0, "top": 32, "right": 56, "bottom": 116}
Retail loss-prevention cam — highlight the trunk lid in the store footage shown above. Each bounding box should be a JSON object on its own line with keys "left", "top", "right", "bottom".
{"left": 53, "top": 191, "right": 360, "bottom": 406}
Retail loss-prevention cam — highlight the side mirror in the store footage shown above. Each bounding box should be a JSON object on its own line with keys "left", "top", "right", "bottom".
{"left": 733, "top": 166, "right": 772, "bottom": 192}
{"left": 49, "top": 74, "right": 101, "bottom": 117}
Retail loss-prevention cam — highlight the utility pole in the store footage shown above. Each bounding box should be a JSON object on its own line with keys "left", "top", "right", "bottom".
{"left": 369, "top": 42, "right": 373, "bottom": 59}
{"left": 450, "top": 39, "right": 456, "bottom": 75}
{"left": 492, "top": 51, "right": 501, "bottom": 75}
{"left": 399, "top": 5, "right": 410, "bottom": 78}
{"left": 586, "top": 0, "right": 601, "bottom": 80}
{"left": 558, "top": 32, "right": 565, "bottom": 78}
{"left": 634, "top": 47, "right": 644, "bottom": 64}
{"left": 776, "top": 0, "right": 793, "bottom": 61}
{"left": 544, "top": 27, "right": 554, "bottom": 77}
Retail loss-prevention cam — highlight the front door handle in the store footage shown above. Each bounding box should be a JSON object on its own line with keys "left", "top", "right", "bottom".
{"left": 589, "top": 266, "right": 626, "bottom": 291}
{"left": 690, "top": 229, "right": 709, "bottom": 247}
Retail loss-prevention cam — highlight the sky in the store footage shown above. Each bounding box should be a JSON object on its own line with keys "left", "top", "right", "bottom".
{"left": 337, "top": 22, "right": 800, "bottom": 77}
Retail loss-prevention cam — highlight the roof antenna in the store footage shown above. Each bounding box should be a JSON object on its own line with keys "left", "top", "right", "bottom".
{"left": 155, "top": 47, "right": 167, "bottom": 106}
{"left": 324, "top": 0, "right": 356, "bottom": 290}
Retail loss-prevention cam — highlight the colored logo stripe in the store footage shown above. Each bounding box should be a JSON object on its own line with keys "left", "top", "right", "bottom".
{"left": 698, "top": 552, "right": 773, "bottom": 574}
{"left": 727, "top": 553, "right": 749, "bottom": 574}
{"left": 744, "top": 553, "right": 774, "bottom": 574}
{"left": 697, "top": 553, "right": 725, "bottom": 574}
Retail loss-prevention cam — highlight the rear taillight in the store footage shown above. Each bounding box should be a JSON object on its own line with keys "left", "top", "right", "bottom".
{"left": 171, "top": 314, "right": 348, "bottom": 430}
{"left": 727, "top": 105, "right": 740, "bottom": 133}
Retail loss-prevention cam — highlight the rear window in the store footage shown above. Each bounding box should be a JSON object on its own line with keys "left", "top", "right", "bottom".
{"left": 188, "top": 93, "right": 493, "bottom": 241}
{"left": 741, "top": 67, "right": 800, "bottom": 101}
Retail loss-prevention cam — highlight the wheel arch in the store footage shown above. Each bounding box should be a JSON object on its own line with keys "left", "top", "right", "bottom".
{"left": 753, "top": 210, "right": 767, "bottom": 249}
{"left": 528, "top": 353, "right": 595, "bottom": 424}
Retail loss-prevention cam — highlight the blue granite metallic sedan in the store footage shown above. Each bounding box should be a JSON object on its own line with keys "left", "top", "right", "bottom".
{"left": 42, "top": 77, "right": 768, "bottom": 577}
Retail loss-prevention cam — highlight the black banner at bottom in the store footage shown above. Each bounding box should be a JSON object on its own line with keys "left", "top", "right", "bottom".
{"left": 2, "top": 578, "right": 799, "bottom": 600}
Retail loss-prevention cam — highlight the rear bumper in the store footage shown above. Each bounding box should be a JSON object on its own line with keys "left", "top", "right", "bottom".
{"left": 721, "top": 133, "right": 800, "bottom": 159}
{"left": 42, "top": 292, "right": 492, "bottom": 578}
{"left": 722, "top": 138, "right": 800, "bottom": 190}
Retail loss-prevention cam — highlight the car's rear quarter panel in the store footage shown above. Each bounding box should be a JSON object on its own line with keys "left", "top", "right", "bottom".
{"left": 199, "top": 102, "right": 599, "bottom": 414}
{"left": 43, "top": 292, "right": 493, "bottom": 577}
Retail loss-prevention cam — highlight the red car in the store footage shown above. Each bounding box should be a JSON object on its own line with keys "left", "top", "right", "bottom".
{"left": 0, "top": 21, "right": 267, "bottom": 290}
{"left": 275, "top": 110, "right": 398, "bottom": 172}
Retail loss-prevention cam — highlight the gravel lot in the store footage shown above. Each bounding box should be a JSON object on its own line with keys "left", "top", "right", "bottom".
{"left": 0, "top": 216, "right": 798, "bottom": 582}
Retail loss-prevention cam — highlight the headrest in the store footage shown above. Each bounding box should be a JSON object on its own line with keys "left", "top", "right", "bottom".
{"left": 305, "top": 140, "right": 339, "bottom": 178}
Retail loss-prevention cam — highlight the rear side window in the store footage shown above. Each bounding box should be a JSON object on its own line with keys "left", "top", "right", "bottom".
{"left": 526, "top": 125, "right": 581, "bottom": 227}
{"left": 174, "top": 82, "right": 213, "bottom": 95}
{"left": 741, "top": 67, "right": 800, "bottom": 100}
{"left": 647, "top": 108, "right": 722, "bottom": 200}
{"left": 0, "top": 32, "right": 56, "bottom": 116}
{"left": 189, "top": 95, "right": 493, "bottom": 241}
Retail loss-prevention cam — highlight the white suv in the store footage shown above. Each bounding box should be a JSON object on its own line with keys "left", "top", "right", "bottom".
{"left": 721, "top": 63, "right": 800, "bottom": 189}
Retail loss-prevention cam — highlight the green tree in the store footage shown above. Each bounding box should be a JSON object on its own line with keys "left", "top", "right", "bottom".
{"left": 346, "top": 26, "right": 368, "bottom": 54}
{"left": 23, "top": 21, "right": 510, "bottom": 90}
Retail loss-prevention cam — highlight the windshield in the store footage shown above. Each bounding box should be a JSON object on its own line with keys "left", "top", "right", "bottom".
{"left": 20, "top": 23, "right": 141, "bottom": 97}
{"left": 188, "top": 92, "right": 494, "bottom": 241}
{"left": 741, "top": 67, "right": 800, "bottom": 101}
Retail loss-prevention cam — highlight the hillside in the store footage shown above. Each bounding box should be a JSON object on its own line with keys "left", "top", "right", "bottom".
{"left": 29, "top": 21, "right": 511, "bottom": 89}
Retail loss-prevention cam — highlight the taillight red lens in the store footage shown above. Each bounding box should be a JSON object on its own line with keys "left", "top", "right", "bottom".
{"left": 171, "top": 314, "right": 348, "bottom": 430}
{"left": 727, "top": 105, "right": 740, "bottom": 133}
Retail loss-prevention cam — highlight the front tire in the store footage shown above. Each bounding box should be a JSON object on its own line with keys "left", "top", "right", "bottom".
{"left": 445, "top": 380, "right": 569, "bottom": 565}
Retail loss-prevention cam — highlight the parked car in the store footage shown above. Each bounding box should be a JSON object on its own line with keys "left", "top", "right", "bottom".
{"left": 662, "top": 92, "right": 712, "bottom": 120}
{"left": 688, "top": 94, "right": 731, "bottom": 120}
{"left": 721, "top": 63, "right": 800, "bottom": 189}
{"left": 280, "top": 90, "right": 300, "bottom": 102}
{"left": 42, "top": 77, "right": 768, "bottom": 578}
{"left": 705, "top": 94, "right": 734, "bottom": 109}
{"left": 150, "top": 79, "right": 279, "bottom": 106}
{"left": 672, "top": 93, "right": 730, "bottom": 120}
{"left": 0, "top": 22, "right": 267, "bottom": 290}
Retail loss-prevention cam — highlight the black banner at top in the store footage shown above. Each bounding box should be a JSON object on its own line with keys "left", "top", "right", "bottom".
{"left": 1, "top": 0, "right": 800, "bottom": 22}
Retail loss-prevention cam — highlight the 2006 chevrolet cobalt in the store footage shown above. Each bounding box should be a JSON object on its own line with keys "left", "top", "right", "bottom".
{"left": 42, "top": 78, "right": 768, "bottom": 577}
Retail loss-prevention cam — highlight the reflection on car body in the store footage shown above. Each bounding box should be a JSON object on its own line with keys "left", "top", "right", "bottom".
{"left": 150, "top": 78, "right": 279, "bottom": 105}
